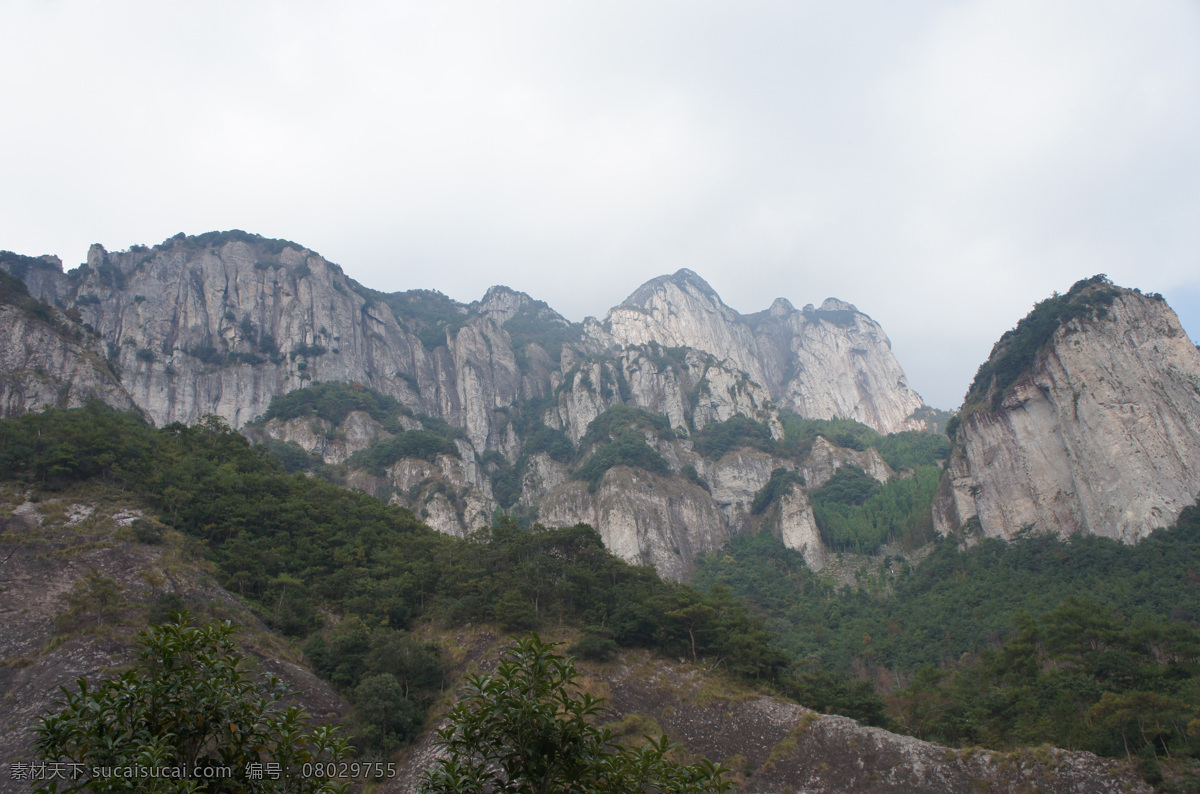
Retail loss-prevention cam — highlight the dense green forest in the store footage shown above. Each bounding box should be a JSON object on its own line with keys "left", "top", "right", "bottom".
{"left": 5, "top": 401, "right": 1197, "bottom": 787}
{"left": 693, "top": 517, "right": 1200, "bottom": 787}
{"left": 808, "top": 465, "right": 941, "bottom": 553}
{"left": 0, "top": 403, "right": 784, "bottom": 757}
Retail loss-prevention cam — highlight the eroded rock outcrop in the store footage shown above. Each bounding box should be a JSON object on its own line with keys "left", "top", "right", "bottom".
{"left": 600, "top": 269, "right": 926, "bottom": 434}
{"left": 935, "top": 278, "right": 1200, "bottom": 543}
{"left": 0, "top": 304, "right": 137, "bottom": 418}
{"left": 0, "top": 254, "right": 137, "bottom": 418}
{"left": 2, "top": 232, "right": 942, "bottom": 575}
{"left": 0, "top": 489, "right": 351, "bottom": 794}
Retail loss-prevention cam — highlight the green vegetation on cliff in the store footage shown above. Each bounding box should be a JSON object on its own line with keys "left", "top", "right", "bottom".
{"left": 750, "top": 467, "right": 806, "bottom": 515}
{"left": 262, "top": 380, "right": 407, "bottom": 427}
{"left": 254, "top": 383, "right": 465, "bottom": 477}
{"left": 572, "top": 406, "right": 674, "bottom": 490}
{"left": 964, "top": 275, "right": 1124, "bottom": 412}
{"left": 502, "top": 300, "right": 582, "bottom": 367}
{"left": 778, "top": 411, "right": 949, "bottom": 470}
{"left": 166, "top": 229, "right": 304, "bottom": 256}
{"left": 693, "top": 415, "right": 778, "bottom": 459}
{"left": 0, "top": 265, "right": 93, "bottom": 346}
{"left": 352, "top": 286, "right": 468, "bottom": 350}
{"left": 810, "top": 465, "right": 940, "bottom": 553}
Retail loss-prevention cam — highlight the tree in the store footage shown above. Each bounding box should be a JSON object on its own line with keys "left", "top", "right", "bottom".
{"left": 419, "top": 634, "right": 732, "bottom": 793}
{"left": 56, "top": 567, "right": 125, "bottom": 630}
{"left": 35, "top": 614, "right": 350, "bottom": 793}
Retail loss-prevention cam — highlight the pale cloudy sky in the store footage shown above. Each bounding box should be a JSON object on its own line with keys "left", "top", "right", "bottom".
{"left": 2, "top": 1, "right": 1198, "bottom": 409}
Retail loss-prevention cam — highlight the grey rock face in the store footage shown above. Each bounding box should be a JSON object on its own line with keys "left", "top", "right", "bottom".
{"left": 252, "top": 410, "right": 393, "bottom": 465}
{"left": 535, "top": 439, "right": 842, "bottom": 580}
{"left": 935, "top": 287, "right": 1200, "bottom": 543}
{"left": 538, "top": 467, "right": 733, "bottom": 581}
{"left": 601, "top": 269, "right": 926, "bottom": 434}
{"left": 64, "top": 239, "right": 427, "bottom": 427}
{"left": 803, "top": 435, "right": 894, "bottom": 489}
{"left": 2, "top": 232, "right": 943, "bottom": 575}
{"left": 0, "top": 305, "right": 136, "bottom": 417}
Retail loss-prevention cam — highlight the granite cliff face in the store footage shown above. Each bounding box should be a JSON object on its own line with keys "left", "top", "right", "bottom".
{"left": 935, "top": 278, "right": 1200, "bottom": 543}
{"left": 0, "top": 303, "right": 136, "bottom": 417}
{"left": 600, "top": 269, "right": 926, "bottom": 434}
{"left": 0, "top": 254, "right": 137, "bottom": 417}
{"left": 1, "top": 231, "right": 935, "bottom": 578}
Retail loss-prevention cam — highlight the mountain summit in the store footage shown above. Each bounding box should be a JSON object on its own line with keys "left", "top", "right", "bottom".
{"left": 605, "top": 271, "right": 925, "bottom": 435}
{"left": 935, "top": 276, "right": 1200, "bottom": 543}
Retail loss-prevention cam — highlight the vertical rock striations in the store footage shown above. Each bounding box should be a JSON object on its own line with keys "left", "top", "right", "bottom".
{"left": 2, "top": 232, "right": 940, "bottom": 577}
{"left": 935, "top": 277, "right": 1200, "bottom": 543}
{"left": 600, "top": 269, "right": 926, "bottom": 434}
{"left": 0, "top": 254, "right": 137, "bottom": 417}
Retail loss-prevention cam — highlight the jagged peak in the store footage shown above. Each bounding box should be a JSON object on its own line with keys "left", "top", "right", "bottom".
{"left": 797, "top": 298, "right": 864, "bottom": 329}
{"left": 479, "top": 284, "right": 528, "bottom": 305}
{"left": 769, "top": 297, "right": 795, "bottom": 316}
{"left": 475, "top": 285, "right": 533, "bottom": 320}
{"left": 475, "top": 285, "right": 572, "bottom": 327}
{"left": 86, "top": 243, "right": 108, "bottom": 268}
{"left": 818, "top": 297, "right": 858, "bottom": 313}
{"left": 666, "top": 267, "right": 718, "bottom": 294}
{"left": 617, "top": 268, "right": 726, "bottom": 315}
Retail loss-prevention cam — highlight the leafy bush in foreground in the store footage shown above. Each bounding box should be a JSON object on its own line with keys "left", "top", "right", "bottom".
{"left": 35, "top": 614, "right": 350, "bottom": 793}
{"left": 420, "top": 633, "right": 732, "bottom": 793}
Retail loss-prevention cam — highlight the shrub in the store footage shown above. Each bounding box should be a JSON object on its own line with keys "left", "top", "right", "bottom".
{"left": 750, "top": 468, "right": 806, "bottom": 515}
{"left": 35, "top": 614, "right": 351, "bottom": 793}
{"left": 419, "top": 633, "right": 732, "bottom": 793}
{"left": 693, "top": 415, "right": 778, "bottom": 460}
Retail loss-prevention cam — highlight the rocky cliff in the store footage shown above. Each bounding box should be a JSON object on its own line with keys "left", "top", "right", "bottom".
{"left": 935, "top": 276, "right": 1200, "bottom": 543}
{"left": 1, "top": 231, "right": 937, "bottom": 578}
{"left": 0, "top": 256, "right": 136, "bottom": 417}
{"left": 601, "top": 269, "right": 927, "bottom": 434}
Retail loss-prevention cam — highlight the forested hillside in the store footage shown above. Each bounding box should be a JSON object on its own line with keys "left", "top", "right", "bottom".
{"left": 2, "top": 402, "right": 1196, "bottom": 788}
{"left": 694, "top": 514, "right": 1200, "bottom": 788}
{"left": 0, "top": 403, "right": 783, "bottom": 759}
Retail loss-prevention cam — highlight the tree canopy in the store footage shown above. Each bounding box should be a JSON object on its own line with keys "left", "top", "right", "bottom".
{"left": 419, "top": 634, "right": 732, "bottom": 794}
{"left": 35, "top": 614, "right": 350, "bottom": 793}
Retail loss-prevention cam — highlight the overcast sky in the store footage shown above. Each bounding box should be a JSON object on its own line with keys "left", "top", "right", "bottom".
{"left": 3, "top": 1, "right": 1198, "bottom": 409}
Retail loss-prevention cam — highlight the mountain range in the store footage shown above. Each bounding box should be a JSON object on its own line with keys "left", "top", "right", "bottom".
{"left": 3, "top": 232, "right": 1199, "bottom": 581}
{"left": 3, "top": 230, "right": 1200, "bottom": 790}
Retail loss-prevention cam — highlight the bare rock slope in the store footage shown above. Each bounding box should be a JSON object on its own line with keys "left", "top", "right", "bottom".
{"left": 935, "top": 277, "right": 1200, "bottom": 543}
{"left": 0, "top": 485, "right": 350, "bottom": 794}
{"left": 601, "top": 270, "right": 926, "bottom": 434}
